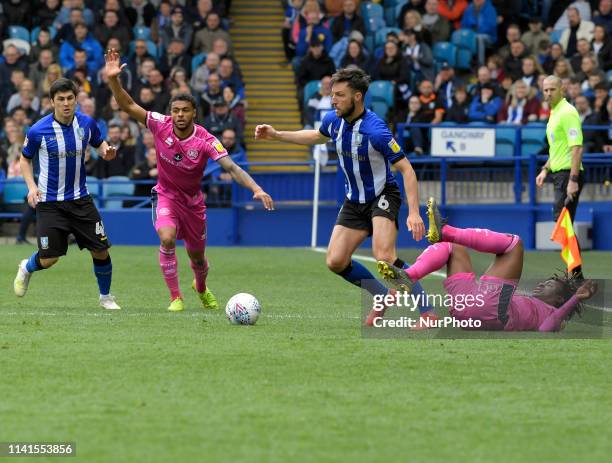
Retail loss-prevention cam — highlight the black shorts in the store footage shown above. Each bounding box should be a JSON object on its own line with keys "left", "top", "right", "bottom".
{"left": 336, "top": 184, "right": 402, "bottom": 236}
{"left": 36, "top": 196, "right": 111, "bottom": 258}
{"left": 551, "top": 170, "right": 584, "bottom": 222}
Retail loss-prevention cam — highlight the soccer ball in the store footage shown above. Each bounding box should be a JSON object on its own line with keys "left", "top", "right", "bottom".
{"left": 225, "top": 293, "right": 261, "bottom": 325}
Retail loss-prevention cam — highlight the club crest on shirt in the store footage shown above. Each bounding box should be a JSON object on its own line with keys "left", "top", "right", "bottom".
{"left": 77, "top": 128, "right": 85, "bottom": 139}
{"left": 353, "top": 133, "right": 363, "bottom": 147}
{"left": 187, "top": 149, "right": 198, "bottom": 160}
{"left": 388, "top": 138, "right": 401, "bottom": 153}
{"left": 174, "top": 153, "right": 183, "bottom": 161}
{"left": 165, "top": 136, "right": 174, "bottom": 146}
{"left": 40, "top": 237, "right": 49, "bottom": 249}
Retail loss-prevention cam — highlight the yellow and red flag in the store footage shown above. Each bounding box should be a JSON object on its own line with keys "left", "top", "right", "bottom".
{"left": 550, "top": 207, "right": 582, "bottom": 272}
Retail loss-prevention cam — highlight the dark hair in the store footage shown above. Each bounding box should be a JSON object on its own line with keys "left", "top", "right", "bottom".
{"left": 49, "top": 77, "right": 78, "bottom": 99}
{"left": 549, "top": 271, "right": 584, "bottom": 317}
{"left": 330, "top": 66, "right": 370, "bottom": 95}
{"left": 108, "top": 123, "right": 121, "bottom": 131}
{"left": 170, "top": 92, "right": 197, "bottom": 110}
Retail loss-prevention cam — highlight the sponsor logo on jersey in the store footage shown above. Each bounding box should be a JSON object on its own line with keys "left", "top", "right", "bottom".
{"left": 165, "top": 137, "right": 174, "bottom": 146}
{"left": 212, "top": 140, "right": 225, "bottom": 153}
{"left": 174, "top": 153, "right": 183, "bottom": 161}
{"left": 158, "top": 207, "right": 170, "bottom": 216}
{"left": 388, "top": 138, "right": 401, "bottom": 153}
{"left": 40, "top": 237, "right": 49, "bottom": 249}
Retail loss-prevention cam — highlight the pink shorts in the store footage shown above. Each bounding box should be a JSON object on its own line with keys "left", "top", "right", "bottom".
{"left": 443, "top": 272, "right": 518, "bottom": 330}
{"left": 152, "top": 191, "right": 206, "bottom": 252}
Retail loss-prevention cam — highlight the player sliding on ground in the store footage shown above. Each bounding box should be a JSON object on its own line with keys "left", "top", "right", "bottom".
{"left": 254, "top": 66, "right": 437, "bottom": 326}
{"left": 104, "top": 48, "right": 274, "bottom": 312}
{"left": 14, "top": 78, "right": 121, "bottom": 310}
{"left": 377, "top": 198, "right": 597, "bottom": 331}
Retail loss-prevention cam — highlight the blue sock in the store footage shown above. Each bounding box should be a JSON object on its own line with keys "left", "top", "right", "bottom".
{"left": 25, "top": 252, "right": 43, "bottom": 273}
{"left": 93, "top": 256, "right": 112, "bottom": 296}
{"left": 338, "top": 259, "right": 389, "bottom": 296}
{"left": 400, "top": 260, "right": 433, "bottom": 315}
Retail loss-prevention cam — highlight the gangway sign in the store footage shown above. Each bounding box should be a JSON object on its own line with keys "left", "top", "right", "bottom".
{"left": 430, "top": 127, "right": 496, "bottom": 157}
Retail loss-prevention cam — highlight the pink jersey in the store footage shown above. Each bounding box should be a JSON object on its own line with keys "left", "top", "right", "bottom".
{"left": 146, "top": 111, "right": 228, "bottom": 203}
{"left": 505, "top": 295, "right": 555, "bottom": 331}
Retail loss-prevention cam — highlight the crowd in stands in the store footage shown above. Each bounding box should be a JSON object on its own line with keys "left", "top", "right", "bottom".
{"left": 285, "top": 0, "right": 612, "bottom": 156}
{"left": 0, "top": 0, "right": 246, "bottom": 191}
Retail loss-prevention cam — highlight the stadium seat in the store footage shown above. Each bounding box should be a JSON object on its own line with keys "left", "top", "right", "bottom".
{"left": 30, "top": 25, "right": 57, "bottom": 43}
{"left": 366, "top": 16, "right": 387, "bottom": 35}
{"left": 384, "top": 0, "right": 407, "bottom": 25}
{"left": 2, "top": 176, "right": 28, "bottom": 204}
{"left": 133, "top": 26, "right": 151, "bottom": 40}
{"left": 370, "top": 101, "right": 390, "bottom": 119}
{"left": 3, "top": 38, "right": 30, "bottom": 56}
{"left": 455, "top": 48, "right": 473, "bottom": 70}
{"left": 303, "top": 79, "right": 321, "bottom": 107}
{"left": 191, "top": 52, "right": 207, "bottom": 75}
{"left": 496, "top": 126, "right": 517, "bottom": 144}
{"left": 550, "top": 29, "right": 562, "bottom": 44}
{"left": 607, "top": 69, "right": 612, "bottom": 84}
{"left": 495, "top": 141, "right": 515, "bottom": 157}
{"left": 102, "top": 176, "right": 134, "bottom": 209}
{"left": 87, "top": 176, "right": 101, "bottom": 198}
{"left": 432, "top": 42, "right": 457, "bottom": 67}
{"left": 521, "top": 124, "right": 546, "bottom": 143}
{"left": 361, "top": 2, "right": 384, "bottom": 23}
{"left": 8, "top": 25, "right": 29, "bottom": 42}
{"left": 368, "top": 80, "right": 394, "bottom": 108}
{"left": 522, "top": 140, "right": 544, "bottom": 156}
{"left": 374, "top": 27, "right": 401, "bottom": 49}
{"left": 451, "top": 29, "right": 477, "bottom": 55}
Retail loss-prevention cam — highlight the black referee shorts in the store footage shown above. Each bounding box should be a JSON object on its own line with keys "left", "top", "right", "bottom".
{"left": 336, "top": 183, "right": 402, "bottom": 236}
{"left": 551, "top": 170, "right": 584, "bottom": 222}
{"left": 36, "top": 196, "right": 111, "bottom": 258}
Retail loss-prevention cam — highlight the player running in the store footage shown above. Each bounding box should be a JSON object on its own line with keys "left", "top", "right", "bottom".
{"left": 14, "top": 78, "right": 121, "bottom": 310}
{"left": 377, "top": 198, "right": 597, "bottom": 331}
{"left": 255, "top": 66, "right": 435, "bottom": 326}
{"left": 104, "top": 48, "right": 274, "bottom": 312}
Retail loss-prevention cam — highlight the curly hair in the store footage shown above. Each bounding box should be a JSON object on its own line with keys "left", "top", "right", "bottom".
{"left": 550, "top": 271, "right": 584, "bottom": 318}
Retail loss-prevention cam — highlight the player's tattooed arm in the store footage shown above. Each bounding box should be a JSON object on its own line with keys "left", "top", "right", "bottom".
{"left": 217, "top": 156, "right": 274, "bottom": 210}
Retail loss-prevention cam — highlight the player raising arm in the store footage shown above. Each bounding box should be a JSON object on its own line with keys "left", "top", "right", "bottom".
{"left": 255, "top": 66, "right": 435, "bottom": 326}
{"left": 104, "top": 48, "right": 273, "bottom": 312}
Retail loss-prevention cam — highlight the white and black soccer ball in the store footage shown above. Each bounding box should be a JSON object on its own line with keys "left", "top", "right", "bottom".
{"left": 225, "top": 293, "right": 261, "bottom": 325}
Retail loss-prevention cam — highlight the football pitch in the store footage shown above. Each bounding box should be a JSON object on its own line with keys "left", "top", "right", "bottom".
{"left": 1, "top": 245, "right": 611, "bottom": 463}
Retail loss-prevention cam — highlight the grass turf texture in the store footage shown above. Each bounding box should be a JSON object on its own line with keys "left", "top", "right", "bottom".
{"left": 1, "top": 245, "right": 611, "bottom": 463}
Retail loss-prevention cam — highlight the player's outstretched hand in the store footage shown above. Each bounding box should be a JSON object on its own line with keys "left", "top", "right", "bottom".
{"left": 407, "top": 212, "right": 425, "bottom": 241}
{"left": 101, "top": 145, "right": 117, "bottom": 161}
{"left": 253, "top": 189, "right": 274, "bottom": 211}
{"left": 27, "top": 187, "right": 41, "bottom": 208}
{"left": 254, "top": 124, "right": 278, "bottom": 141}
{"left": 576, "top": 279, "right": 597, "bottom": 301}
{"left": 104, "top": 48, "right": 126, "bottom": 78}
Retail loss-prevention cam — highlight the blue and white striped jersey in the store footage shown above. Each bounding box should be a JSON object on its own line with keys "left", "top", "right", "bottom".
{"left": 319, "top": 109, "right": 405, "bottom": 203}
{"left": 22, "top": 112, "right": 103, "bottom": 202}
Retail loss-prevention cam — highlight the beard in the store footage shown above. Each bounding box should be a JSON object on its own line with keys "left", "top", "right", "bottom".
{"left": 338, "top": 99, "right": 356, "bottom": 118}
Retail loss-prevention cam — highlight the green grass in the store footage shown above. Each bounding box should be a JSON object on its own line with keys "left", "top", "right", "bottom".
{"left": 1, "top": 245, "right": 611, "bottom": 463}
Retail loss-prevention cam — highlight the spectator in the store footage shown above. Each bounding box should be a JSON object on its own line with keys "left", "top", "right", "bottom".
{"left": 422, "top": 0, "right": 451, "bottom": 43}
{"left": 54, "top": 7, "right": 85, "bottom": 44}
{"left": 7, "top": 80, "right": 41, "bottom": 115}
{"left": 340, "top": 39, "right": 371, "bottom": 72}
{"left": 522, "top": 17, "right": 550, "bottom": 54}
{"left": 438, "top": 0, "right": 468, "bottom": 30}
{"left": 569, "top": 38, "right": 593, "bottom": 73}
{"left": 54, "top": 0, "right": 95, "bottom": 28}
{"left": 543, "top": 42, "right": 565, "bottom": 76}
{"left": 95, "top": 10, "right": 132, "bottom": 47}
{"left": 222, "top": 86, "right": 246, "bottom": 128}
{"left": 192, "top": 12, "right": 232, "bottom": 55}
{"left": 125, "top": 0, "right": 157, "bottom": 28}
{"left": 566, "top": 76, "right": 583, "bottom": 104}
{"left": 304, "top": 75, "right": 333, "bottom": 129}
{"left": 136, "top": 86, "right": 158, "bottom": 112}
{"left": 296, "top": 38, "right": 336, "bottom": 112}
{"left": 211, "top": 37, "right": 236, "bottom": 61}
{"left": 295, "top": 10, "right": 333, "bottom": 57}
{"left": 39, "top": 64, "right": 62, "bottom": 98}
{"left": 200, "top": 72, "right": 225, "bottom": 117}
{"left": 221, "top": 128, "right": 245, "bottom": 158}
{"left": 80, "top": 97, "right": 107, "bottom": 140}
{"left": 470, "top": 65, "right": 502, "bottom": 99}
{"left": 434, "top": 62, "right": 464, "bottom": 111}
{"left": 218, "top": 57, "right": 244, "bottom": 98}
{"left": 191, "top": 52, "right": 220, "bottom": 93}
{"left": 28, "top": 50, "right": 55, "bottom": 94}
{"left": 203, "top": 100, "right": 243, "bottom": 142}
{"left": 129, "top": 146, "right": 158, "bottom": 202}
{"left": 134, "top": 128, "right": 155, "bottom": 163}
{"left": 59, "top": 22, "right": 104, "bottom": 76}
{"left": 503, "top": 41, "right": 529, "bottom": 81}
{"left": 65, "top": 48, "right": 96, "bottom": 83}
{"left": 127, "top": 39, "right": 155, "bottom": 79}
{"left": 416, "top": 79, "right": 444, "bottom": 123}
{"left": 30, "top": 27, "right": 59, "bottom": 63}
{"left": 9, "top": 102, "right": 37, "bottom": 128}
{"left": 168, "top": 67, "right": 189, "bottom": 92}
{"left": 444, "top": 86, "right": 471, "bottom": 123}
{"left": 36, "top": 0, "right": 62, "bottom": 28}
{"left": 576, "top": 54, "right": 599, "bottom": 86}
{"left": 520, "top": 55, "right": 544, "bottom": 89}
{"left": 600, "top": 98, "right": 612, "bottom": 152}
{"left": 461, "top": 0, "right": 498, "bottom": 65}
{"left": 594, "top": 0, "right": 612, "bottom": 34}
{"left": 497, "top": 80, "right": 540, "bottom": 124}
{"left": 592, "top": 81, "right": 610, "bottom": 117}
{"left": 400, "top": 10, "right": 433, "bottom": 45}
{"left": 161, "top": 6, "right": 194, "bottom": 51}
{"left": 575, "top": 94, "right": 607, "bottom": 152}
{"left": 560, "top": 7, "right": 595, "bottom": 56}
{"left": 592, "top": 24, "right": 612, "bottom": 70}
{"left": 0, "top": 45, "right": 29, "bottom": 88}
{"left": 282, "top": 0, "right": 305, "bottom": 60}
{"left": 401, "top": 29, "right": 434, "bottom": 83}
{"left": 468, "top": 83, "right": 502, "bottom": 123}
{"left": 372, "top": 40, "right": 410, "bottom": 83}
{"left": 291, "top": 0, "right": 326, "bottom": 48}
{"left": 147, "top": 68, "right": 171, "bottom": 113}
{"left": 132, "top": 57, "right": 156, "bottom": 97}
{"left": 329, "top": 29, "right": 366, "bottom": 68}
{"left": 94, "top": 123, "right": 136, "bottom": 178}
{"left": 189, "top": 0, "right": 217, "bottom": 32}
{"left": 404, "top": 95, "right": 429, "bottom": 155}
{"left": 159, "top": 38, "right": 192, "bottom": 79}
{"left": 330, "top": 0, "right": 366, "bottom": 42}
{"left": 151, "top": 1, "right": 173, "bottom": 44}
{"left": 498, "top": 24, "right": 522, "bottom": 61}
{"left": 397, "top": 0, "right": 426, "bottom": 27}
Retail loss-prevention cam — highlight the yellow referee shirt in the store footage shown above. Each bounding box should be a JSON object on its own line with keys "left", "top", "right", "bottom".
{"left": 546, "top": 98, "right": 583, "bottom": 172}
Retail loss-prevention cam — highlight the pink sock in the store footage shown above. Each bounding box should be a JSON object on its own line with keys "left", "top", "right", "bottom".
{"left": 190, "top": 257, "right": 209, "bottom": 293}
{"left": 159, "top": 246, "right": 181, "bottom": 300}
{"left": 406, "top": 242, "right": 453, "bottom": 282}
{"left": 442, "top": 225, "right": 519, "bottom": 255}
